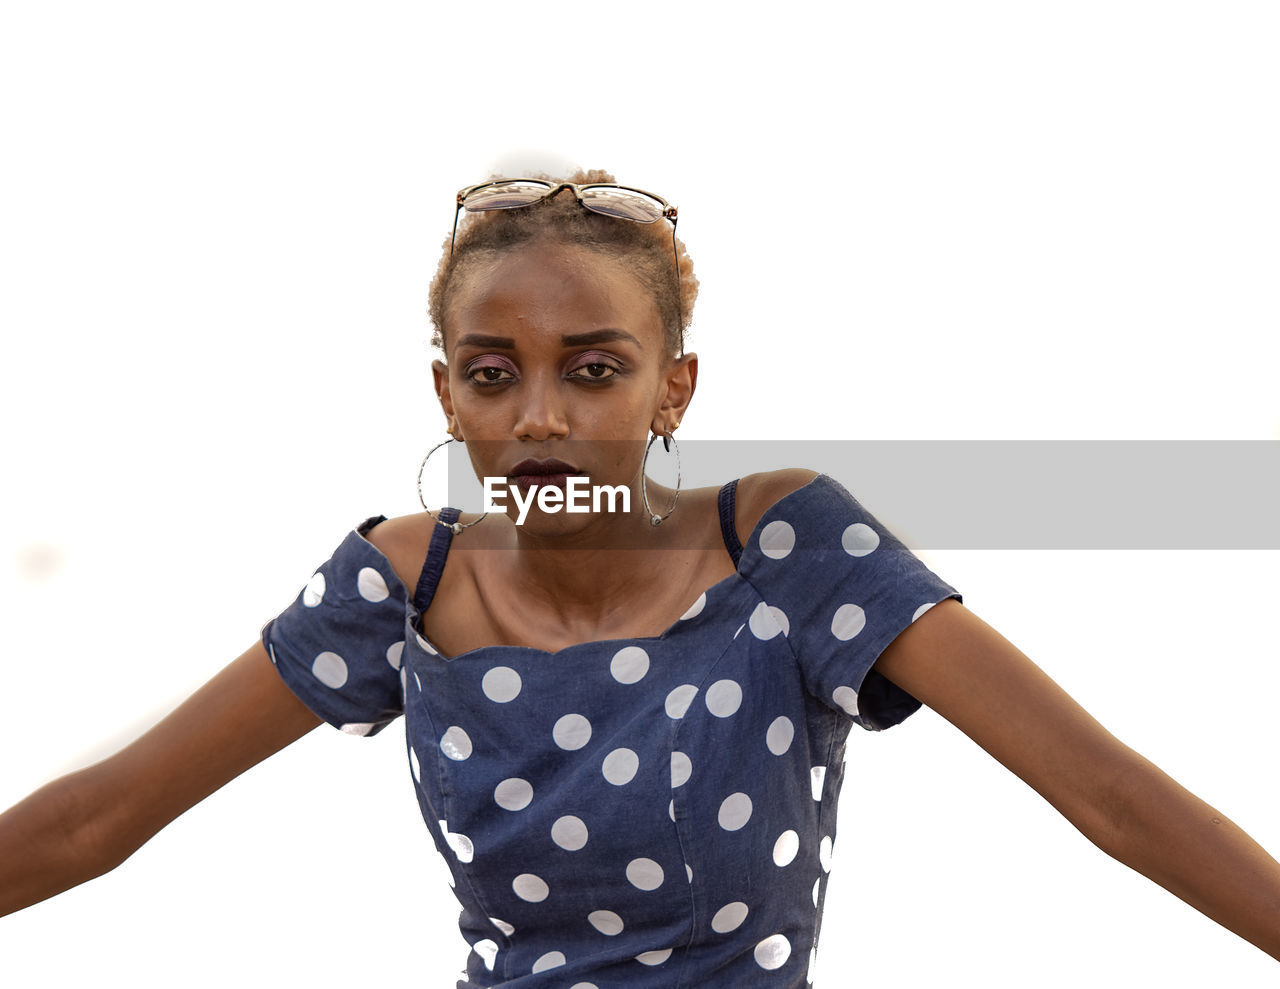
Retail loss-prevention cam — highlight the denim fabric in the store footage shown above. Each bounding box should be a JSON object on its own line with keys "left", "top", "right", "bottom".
{"left": 262, "top": 473, "right": 961, "bottom": 987}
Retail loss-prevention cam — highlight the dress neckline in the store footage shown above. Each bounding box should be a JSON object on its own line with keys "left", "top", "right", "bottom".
{"left": 353, "top": 473, "right": 827, "bottom": 663}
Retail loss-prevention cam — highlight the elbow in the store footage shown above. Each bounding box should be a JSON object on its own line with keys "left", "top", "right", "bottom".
{"left": 1059, "top": 751, "right": 1156, "bottom": 864}
{"left": 55, "top": 766, "right": 141, "bottom": 878}
{"left": 1077, "top": 751, "right": 1199, "bottom": 874}
{"left": 0, "top": 771, "right": 124, "bottom": 918}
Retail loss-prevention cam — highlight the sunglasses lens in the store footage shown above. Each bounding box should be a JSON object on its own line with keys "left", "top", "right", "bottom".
{"left": 579, "top": 187, "right": 664, "bottom": 223}
{"left": 463, "top": 180, "right": 554, "bottom": 211}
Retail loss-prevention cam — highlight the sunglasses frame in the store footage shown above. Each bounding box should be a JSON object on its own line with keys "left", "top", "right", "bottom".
{"left": 450, "top": 179, "right": 684, "bottom": 356}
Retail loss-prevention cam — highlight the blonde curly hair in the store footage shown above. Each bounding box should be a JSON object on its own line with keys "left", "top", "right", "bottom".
{"left": 427, "top": 169, "right": 698, "bottom": 359}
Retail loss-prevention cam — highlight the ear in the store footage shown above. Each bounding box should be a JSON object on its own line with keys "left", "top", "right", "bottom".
{"left": 431, "top": 359, "right": 462, "bottom": 440}
{"left": 650, "top": 351, "right": 698, "bottom": 436}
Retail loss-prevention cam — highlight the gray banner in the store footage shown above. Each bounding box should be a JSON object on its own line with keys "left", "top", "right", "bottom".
{"left": 432, "top": 440, "right": 1280, "bottom": 549}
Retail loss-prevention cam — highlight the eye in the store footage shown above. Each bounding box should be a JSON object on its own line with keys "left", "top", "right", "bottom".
{"left": 465, "top": 364, "right": 515, "bottom": 386}
{"left": 567, "top": 361, "right": 619, "bottom": 381}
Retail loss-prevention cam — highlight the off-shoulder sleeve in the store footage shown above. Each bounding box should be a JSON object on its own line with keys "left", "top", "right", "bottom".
{"left": 739, "top": 473, "right": 962, "bottom": 732}
{"left": 260, "top": 516, "right": 409, "bottom": 737}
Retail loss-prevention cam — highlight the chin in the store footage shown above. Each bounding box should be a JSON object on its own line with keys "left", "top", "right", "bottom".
{"left": 510, "top": 507, "right": 636, "bottom": 547}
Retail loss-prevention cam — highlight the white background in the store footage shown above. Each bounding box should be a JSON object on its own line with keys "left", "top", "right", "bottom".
{"left": 2, "top": 2, "right": 1278, "bottom": 986}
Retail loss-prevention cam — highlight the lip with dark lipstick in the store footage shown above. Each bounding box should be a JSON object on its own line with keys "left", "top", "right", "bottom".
{"left": 507, "top": 458, "right": 582, "bottom": 490}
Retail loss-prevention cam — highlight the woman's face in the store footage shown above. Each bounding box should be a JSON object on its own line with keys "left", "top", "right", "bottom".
{"left": 432, "top": 239, "right": 696, "bottom": 532}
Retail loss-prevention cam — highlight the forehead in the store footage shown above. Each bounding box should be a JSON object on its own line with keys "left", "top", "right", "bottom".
{"left": 447, "top": 241, "right": 662, "bottom": 349}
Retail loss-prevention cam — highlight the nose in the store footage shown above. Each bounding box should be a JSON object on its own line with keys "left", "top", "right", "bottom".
{"left": 512, "top": 371, "right": 570, "bottom": 441}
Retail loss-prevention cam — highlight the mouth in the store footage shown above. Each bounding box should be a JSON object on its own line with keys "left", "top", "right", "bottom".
{"left": 507, "top": 458, "right": 582, "bottom": 490}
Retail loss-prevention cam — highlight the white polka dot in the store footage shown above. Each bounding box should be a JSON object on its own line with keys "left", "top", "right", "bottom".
{"left": 686, "top": 864, "right": 693, "bottom": 883}
{"left": 446, "top": 830, "right": 474, "bottom": 864}
{"left": 810, "top": 766, "right": 827, "bottom": 801}
{"left": 626, "top": 858, "right": 664, "bottom": 891}
{"left": 588, "top": 910, "right": 624, "bottom": 936}
{"left": 482, "top": 666, "right": 521, "bottom": 703}
{"left": 602, "top": 748, "right": 638, "bottom": 786}
{"left": 668, "top": 799, "right": 675, "bottom": 822}
{"left": 570, "top": 984, "right": 598, "bottom": 989}
{"left": 512, "top": 873, "right": 549, "bottom": 902}
{"left": 302, "top": 571, "right": 325, "bottom": 607}
{"left": 413, "top": 671, "right": 422, "bottom": 692}
{"left": 552, "top": 713, "right": 592, "bottom": 750}
{"left": 386, "top": 640, "right": 404, "bottom": 670}
{"left": 664, "top": 684, "right": 698, "bottom": 719}
{"left": 532, "top": 951, "right": 565, "bottom": 973}
{"left": 551, "top": 815, "right": 588, "bottom": 851}
{"left": 773, "top": 829, "right": 799, "bottom": 866}
{"left": 766, "top": 716, "right": 795, "bottom": 756}
{"left": 913, "top": 600, "right": 938, "bottom": 621}
{"left": 490, "top": 916, "right": 515, "bottom": 936}
{"left": 440, "top": 726, "right": 473, "bottom": 761}
{"left": 610, "top": 646, "right": 649, "bottom": 684}
{"left": 711, "top": 901, "right": 748, "bottom": 933}
{"left": 734, "top": 623, "right": 745, "bottom": 639}
{"left": 408, "top": 746, "right": 421, "bottom": 782}
{"left": 842, "top": 522, "right": 879, "bottom": 557}
{"left": 819, "top": 835, "right": 833, "bottom": 872}
{"left": 636, "top": 949, "right": 672, "bottom": 966}
{"left": 808, "top": 945, "right": 817, "bottom": 984}
{"left": 755, "top": 934, "right": 791, "bottom": 970}
{"left": 494, "top": 778, "right": 533, "bottom": 811}
{"left": 830, "top": 603, "right": 866, "bottom": 641}
{"left": 680, "top": 592, "right": 706, "bottom": 620}
{"left": 832, "top": 686, "right": 859, "bottom": 717}
{"left": 357, "top": 566, "right": 389, "bottom": 602}
{"left": 312, "top": 651, "right": 348, "bottom": 689}
{"left": 759, "top": 519, "right": 796, "bottom": 559}
{"left": 748, "top": 601, "right": 789, "bottom": 639}
{"left": 812, "top": 878, "right": 821, "bottom": 907}
{"left": 718, "top": 792, "right": 753, "bottom": 831}
{"left": 670, "top": 751, "right": 692, "bottom": 788}
{"left": 474, "top": 938, "right": 498, "bottom": 971}
{"left": 400, "top": 666, "right": 407, "bottom": 696}
{"left": 704, "top": 679, "right": 742, "bottom": 718}
{"left": 415, "top": 632, "right": 437, "bottom": 655}
{"left": 339, "top": 722, "right": 375, "bottom": 736}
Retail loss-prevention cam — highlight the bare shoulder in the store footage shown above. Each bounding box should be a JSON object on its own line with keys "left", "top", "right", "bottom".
{"left": 362, "top": 507, "right": 493, "bottom": 591}
{"left": 733, "top": 468, "right": 821, "bottom": 547}
{"left": 362, "top": 512, "right": 435, "bottom": 591}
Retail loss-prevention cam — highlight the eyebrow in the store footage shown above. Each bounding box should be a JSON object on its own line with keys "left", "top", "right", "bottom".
{"left": 455, "top": 328, "right": 644, "bottom": 350}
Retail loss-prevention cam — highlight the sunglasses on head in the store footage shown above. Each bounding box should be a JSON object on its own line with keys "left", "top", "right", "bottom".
{"left": 451, "top": 179, "right": 684, "bottom": 353}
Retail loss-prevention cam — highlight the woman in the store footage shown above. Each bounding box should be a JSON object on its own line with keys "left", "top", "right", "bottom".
{"left": 2, "top": 171, "right": 1278, "bottom": 986}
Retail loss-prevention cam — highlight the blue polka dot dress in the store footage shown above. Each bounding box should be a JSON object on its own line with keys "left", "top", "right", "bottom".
{"left": 262, "top": 473, "right": 961, "bottom": 987}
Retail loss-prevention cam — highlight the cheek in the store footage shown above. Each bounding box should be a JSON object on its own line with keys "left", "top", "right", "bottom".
{"left": 580, "top": 395, "right": 657, "bottom": 444}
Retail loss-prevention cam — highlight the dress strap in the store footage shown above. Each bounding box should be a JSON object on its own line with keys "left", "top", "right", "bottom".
{"left": 413, "top": 507, "right": 461, "bottom": 613}
{"left": 717, "top": 479, "right": 743, "bottom": 567}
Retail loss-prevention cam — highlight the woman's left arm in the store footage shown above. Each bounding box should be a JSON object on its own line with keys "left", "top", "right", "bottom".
{"left": 873, "top": 598, "right": 1280, "bottom": 962}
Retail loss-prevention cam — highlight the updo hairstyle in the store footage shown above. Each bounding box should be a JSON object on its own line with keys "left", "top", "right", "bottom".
{"left": 427, "top": 169, "right": 698, "bottom": 360}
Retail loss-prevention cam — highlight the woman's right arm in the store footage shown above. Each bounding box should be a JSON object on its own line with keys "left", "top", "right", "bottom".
{"left": 0, "top": 639, "right": 321, "bottom": 917}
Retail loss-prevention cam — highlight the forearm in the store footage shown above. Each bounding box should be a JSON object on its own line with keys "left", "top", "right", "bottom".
{"left": 0, "top": 770, "right": 117, "bottom": 918}
{"left": 1103, "top": 754, "right": 1280, "bottom": 961}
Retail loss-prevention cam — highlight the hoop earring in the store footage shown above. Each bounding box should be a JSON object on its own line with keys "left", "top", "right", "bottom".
{"left": 417, "top": 437, "right": 487, "bottom": 535}
{"left": 641, "top": 431, "right": 681, "bottom": 526}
